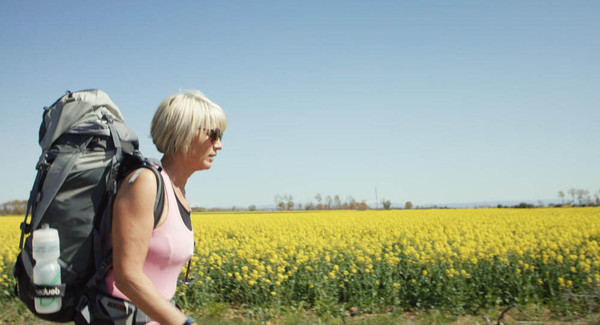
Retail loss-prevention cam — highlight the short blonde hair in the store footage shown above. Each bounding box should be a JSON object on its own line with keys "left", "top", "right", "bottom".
{"left": 151, "top": 90, "right": 227, "bottom": 156}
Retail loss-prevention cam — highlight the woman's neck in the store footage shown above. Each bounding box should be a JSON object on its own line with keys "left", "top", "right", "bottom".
{"left": 161, "top": 155, "right": 193, "bottom": 196}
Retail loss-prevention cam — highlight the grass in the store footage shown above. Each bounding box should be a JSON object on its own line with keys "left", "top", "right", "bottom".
{"left": 2, "top": 299, "right": 599, "bottom": 325}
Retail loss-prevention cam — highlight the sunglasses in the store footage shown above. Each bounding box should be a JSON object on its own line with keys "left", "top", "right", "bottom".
{"left": 203, "top": 128, "right": 223, "bottom": 143}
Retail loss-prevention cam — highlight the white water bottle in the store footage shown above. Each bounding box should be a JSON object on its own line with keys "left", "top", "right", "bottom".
{"left": 32, "top": 224, "right": 62, "bottom": 314}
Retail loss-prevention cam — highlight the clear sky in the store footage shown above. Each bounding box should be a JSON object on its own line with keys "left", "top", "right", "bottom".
{"left": 1, "top": 1, "right": 598, "bottom": 209}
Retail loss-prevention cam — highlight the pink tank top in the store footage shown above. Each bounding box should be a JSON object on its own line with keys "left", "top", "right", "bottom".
{"left": 105, "top": 169, "right": 194, "bottom": 305}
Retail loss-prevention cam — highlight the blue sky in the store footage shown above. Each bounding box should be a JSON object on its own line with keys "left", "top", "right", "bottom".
{"left": 1, "top": 1, "right": 598, "bottom": 208}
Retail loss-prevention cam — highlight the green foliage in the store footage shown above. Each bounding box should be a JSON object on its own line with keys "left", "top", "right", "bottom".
{"left": 382, "top": 200, "right": 392, "bottom": 210}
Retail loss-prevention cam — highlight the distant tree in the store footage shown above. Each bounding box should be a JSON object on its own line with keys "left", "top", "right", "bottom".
{"left": 404, "top": 201, "right": 413, "bottom": 209}
{"left": 274, "top": 195, "right": 285, "bottom": 210}
{"left": 382, "top": 199, "right": 392, "bottom": 210}
{"left": 285, "top": 195, "right": 294, "bottom": 211}
{"left": 346, "top": 196, "right": 357, "bottom": 210}
{"left": 568, "top": 188, "right": 577, "bottom": 205}
{"left": 558, "top": 191, "right": 565, "bottom": 205}
{"left": 575, "top": 189, "right": 589, "bottom": 206}
{"left": 519, "top": 202, "right": 535, "bottom": 208}
{"left": 249, "top": 204, "right": 257, "bottom": 211}
{"left": 358, "top": 201, "right": 368, "bottom": 211}
{"left": 315, "top": 193, "right": 323, "bottom": 210}
{"left": 334, "top": 195, "right": 341, "bottom": 209}
{"left": 305, "top": 201, "right": 315, "bottom": 210}
{"left": 325, "top": 195, "right": 333, "bottom": 210}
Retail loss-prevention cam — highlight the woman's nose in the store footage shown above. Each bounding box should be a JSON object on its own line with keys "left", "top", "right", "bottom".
{"left": 214, "top": 138, "right": 223, "bottom": 150}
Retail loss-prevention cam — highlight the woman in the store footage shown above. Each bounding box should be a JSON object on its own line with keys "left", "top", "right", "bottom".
{"left": 105, "top": 90, "right": 226, "bottom": 324}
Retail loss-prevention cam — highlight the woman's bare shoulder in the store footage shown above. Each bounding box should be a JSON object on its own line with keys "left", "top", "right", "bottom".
{"left": 116, "top": 168, "right": 160, "bottom": 206}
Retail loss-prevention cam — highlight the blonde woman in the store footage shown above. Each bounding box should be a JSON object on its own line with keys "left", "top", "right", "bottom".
{"left": 104, "top": 91, "right": 226, "bottom": 324}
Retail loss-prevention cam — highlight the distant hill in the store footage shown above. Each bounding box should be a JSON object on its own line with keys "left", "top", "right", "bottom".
{"left": 389, "top": 199, "right": 561, "bottom": 209}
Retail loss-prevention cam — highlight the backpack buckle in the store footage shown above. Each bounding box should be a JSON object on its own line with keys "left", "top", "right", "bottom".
{"left": 20, "top": 222, "right": 32, "bottom": 235}
{"left": 36, "top": 153, "right": 49, "bottom": 170}
{"left": 102, "top": 113, "right": 114, "bottom": 124}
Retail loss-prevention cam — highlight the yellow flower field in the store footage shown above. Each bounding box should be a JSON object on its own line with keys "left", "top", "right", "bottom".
{"left": 182, "top": 208, "right": 600, "bottom": 312}
{"left": 0, "top": 216, "right": 23, "bottom": 293}
{"left": 1, "top": 208, "right": 599, "bottom": 314}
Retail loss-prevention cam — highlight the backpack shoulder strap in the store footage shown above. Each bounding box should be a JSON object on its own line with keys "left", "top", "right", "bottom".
{"left": 89, "top": 162, "right": 165, "bottom": 289}
{"left": 150, "top": 165, "right": 165, "bottom": 228}
{"left": 127, "top": 163, "right": 164, "bottom": 228}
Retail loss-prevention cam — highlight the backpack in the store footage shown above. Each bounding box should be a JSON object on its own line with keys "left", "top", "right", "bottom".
{"left": 13, "top": 89, "right": 164, "bottom": 323}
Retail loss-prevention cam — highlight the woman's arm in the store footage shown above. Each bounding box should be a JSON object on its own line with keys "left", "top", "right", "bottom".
{"left": 111, "top": 169, "right": 190, "bottom": 325}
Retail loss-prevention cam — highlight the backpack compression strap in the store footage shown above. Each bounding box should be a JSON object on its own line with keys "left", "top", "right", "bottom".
{"left": 28, "top": 137, "right": 94, "bottom": 235}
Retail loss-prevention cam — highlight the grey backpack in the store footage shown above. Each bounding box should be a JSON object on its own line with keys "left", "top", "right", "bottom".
{"left": 13, "top": 89, "right": 164, "bottom": 322}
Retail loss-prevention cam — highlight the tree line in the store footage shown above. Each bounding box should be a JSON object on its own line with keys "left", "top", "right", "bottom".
{"left": 273, "top": 194, "right": 414, "bottom": 211}
{"left": 3, "top": 187, "right": 597, "bottom": 215}
{"left": 0, "top": 200, "right": 27, "bottom": 215}
{"left": 0, "top": 197, "right": 413, "bottom": 214}
{"left": 274, "top": 194, "right": 369, "bottom": 211}
{"left": 557, "top": 188, "right": 600, "bottom": 206}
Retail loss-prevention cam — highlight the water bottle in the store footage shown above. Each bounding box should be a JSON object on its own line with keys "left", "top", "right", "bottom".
{"left": 32, "top": 224, "right": 62, "bottom": 314}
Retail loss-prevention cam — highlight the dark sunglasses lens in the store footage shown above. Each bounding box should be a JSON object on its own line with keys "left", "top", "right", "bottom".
{"left": 212, "top": 128, "right": 222, "bottom": 142}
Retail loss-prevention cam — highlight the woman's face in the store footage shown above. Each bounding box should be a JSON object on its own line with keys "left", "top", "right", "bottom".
{"left": 186, "top": 128, "right": 223, "bottom": 171}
